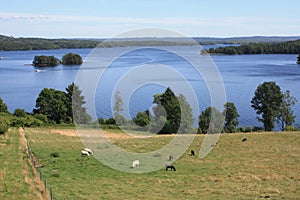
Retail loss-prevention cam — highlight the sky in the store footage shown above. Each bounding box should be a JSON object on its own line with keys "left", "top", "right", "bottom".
{"left": 1, "top": 0, "right": 300, "bottom": 38}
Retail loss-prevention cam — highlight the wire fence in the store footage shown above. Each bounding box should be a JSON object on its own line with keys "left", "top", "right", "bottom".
{"left": 23, "top": 128, "right": 64, "bottom": 200}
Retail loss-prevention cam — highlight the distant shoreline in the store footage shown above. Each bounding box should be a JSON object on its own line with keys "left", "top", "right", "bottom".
{"left": 1, "top": 34, "right": 300, "bottom": 51}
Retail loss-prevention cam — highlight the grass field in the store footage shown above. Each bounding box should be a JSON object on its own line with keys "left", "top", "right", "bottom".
{"left": 1, "top": 128, "right": 299, "bottom": 199}
{"left": 0, "top": 128, "right": 46, "bottom": 200}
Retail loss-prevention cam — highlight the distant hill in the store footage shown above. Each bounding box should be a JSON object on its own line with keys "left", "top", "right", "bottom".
{"left": 1, "top": 34, "right": 300, "bottom": 51}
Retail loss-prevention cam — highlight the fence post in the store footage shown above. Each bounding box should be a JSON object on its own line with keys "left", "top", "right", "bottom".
{"left": 50, "top": 187, "right": 53, "bottom": 200}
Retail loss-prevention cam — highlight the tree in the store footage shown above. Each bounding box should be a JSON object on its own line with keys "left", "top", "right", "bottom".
{"left": 152, "top": 87, "right": 181, "bottom": 134}
{"left": 113, "top": 91, "right": 126, "bottom": 125}
{"left": 198, "top": 107, "right": 224, "bottom": 134}
{"left": 0, "top": 97, "right": 9, "bottom": 113}
{"left": 177, "top": 94, "right": 194, "bottom": 133}
{"left": 62, "top": 53, "right": 83, "bottom": 65}
{"left": 34, "top": 88, "right": 69, "bottom": 124}
{"left": 13, "top": 109, "right": 27, "bottom": 117}
{"left": 132, "top": 110, "right": 151, "bottom": 129}
{"left": 66, "top": 83, "right": 91, "bottom": 124}
{"left": 276, "top": 90, "right": 297, "bottom": 131}
{"left": 251, "top": 82, "right": 283, "bottom": 131}
{"left": 223, "top": 102, "right": 239, "bottom": 133}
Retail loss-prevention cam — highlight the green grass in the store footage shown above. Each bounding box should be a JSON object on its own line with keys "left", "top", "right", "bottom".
{"left": 0, "top": 128, "right": 45, "bottom": 200}
{"left": 24, "top": 128, "right": 300, "bottom": 199}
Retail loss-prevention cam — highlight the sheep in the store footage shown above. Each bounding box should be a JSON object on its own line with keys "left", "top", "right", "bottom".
{"left": 166, "top": 164, "right": 176, "bottom": 171}
{"left": 191, "top": 150, "right": 195, "bottom": 156}
{"left": 83, "top": 147, "right": 93, "bottom": 155}
{"left": 131, "top": 160, "right": 140, "bottom": 168}
{"left": 242, "top": 138, "right": 247, "bottom": 142}
{"left": 81, "top": 150, "right": 90, "bottom": 156}
{"left": 168, "top": 154, "right": 174, "bottom": 161}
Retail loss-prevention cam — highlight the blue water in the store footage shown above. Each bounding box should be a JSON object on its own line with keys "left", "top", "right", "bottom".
{"left": 0, "top": 47, "right": 299, "bottom": 129}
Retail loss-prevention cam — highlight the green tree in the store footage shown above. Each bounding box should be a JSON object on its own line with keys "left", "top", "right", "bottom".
{"left": 223, "top": 102, "right": 239, "bottom": 133}
{"left": 0, "top": 97, "right": 9, "bottom": 113}
{"left": 276, "top": 90, "right": 297, "bottom": 131}
{"left": 66, "top": 83, "right": 91, "bottom": 124}
{"left": 251, "top": 82, "right": 283, "bottom": 131}
{"left": 62, "top": 53, "right": 83, "bottom": 65}
{"left": 113, "top": 91, "right": 126, "bottom": 125}
{"left": 152, "top": 88, "right": 181, "bottom": 134}
{"left": 34, "top": 88, "right": 69, "bottom": 124}
{"left": 177, "top": 94, "right": 194, "bottom": 133}
{"left": 13, "top": 109, "right": 27, "bottom": 117}
{"left": 198, "top": 107, "right": 224, "bottom": 134}
{"left": 132, "top": 110, "right": 151, "bottom": 129}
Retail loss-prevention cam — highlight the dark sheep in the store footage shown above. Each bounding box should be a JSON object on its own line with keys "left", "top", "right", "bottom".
{"left": 166, "top": 164, "right": 176, "bottom": 171}
{"left": 242, "top": 138, "right": 247, "bottom": 142}
{"left": 191, "top": 150, "right": 195, "bottom": 156}
{"left": 168, "top": 154, "right": 174, "bottom": 161}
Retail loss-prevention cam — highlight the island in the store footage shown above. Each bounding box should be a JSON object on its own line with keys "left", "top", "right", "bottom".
{"left": 32, "top": 55, "right": 61, "bottom": 67}
{"left": 62, "top": 53, "right": 83, "bottom": 65}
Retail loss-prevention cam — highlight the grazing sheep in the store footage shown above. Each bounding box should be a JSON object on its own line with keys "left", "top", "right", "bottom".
{"left": 168, "top": 154, "right": 174, "bottom": 161}
{"left": 191, "top": 150, "right": 195, "bottom": 156}
{"left": 131, "top": 160, "right": 140, "bottom": 168}
{"left": 81, "top": 150, "right": 90, "bottom": 156}
{"left": 242, "top": 138, "right": 247, "bottom": 142}
{"left": 83, "top": 147, "right": 93, "bottom": 155}
{"left": 166, "top": 164, "right": 176, "bottom": 171}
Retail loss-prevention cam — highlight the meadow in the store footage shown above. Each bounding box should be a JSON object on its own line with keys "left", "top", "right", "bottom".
{"left": 1, "top": 128, "right": 299, "bottom": 199}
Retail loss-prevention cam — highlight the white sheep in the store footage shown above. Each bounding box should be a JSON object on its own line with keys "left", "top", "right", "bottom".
{"left": 81, "top": 150, "right": 90, "bottom": 156}
{"left": 131, "top": 160, "right": 139, "bottom": 168}
{"left": 83, "top": 147, "right": 93, "bottom": 155}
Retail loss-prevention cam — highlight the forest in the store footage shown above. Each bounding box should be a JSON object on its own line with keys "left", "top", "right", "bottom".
{"left": 1, "top": 34, "right": 300, "bottom": 51}
{"left": 203, "top": 39, "right": 300, "bottom": 55}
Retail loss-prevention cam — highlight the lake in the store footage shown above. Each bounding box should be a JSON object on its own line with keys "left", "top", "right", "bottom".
{"left": 0, "top": 46, "right": 299, "bottom": 129}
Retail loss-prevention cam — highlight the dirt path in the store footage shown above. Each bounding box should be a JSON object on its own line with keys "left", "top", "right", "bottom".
{"left": 19, "top": 128, "right": 49, "bottom": 200}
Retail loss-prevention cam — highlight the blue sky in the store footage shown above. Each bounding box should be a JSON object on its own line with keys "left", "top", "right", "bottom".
{"left": 1, "top": 0, "right": 300, "bottom": 38}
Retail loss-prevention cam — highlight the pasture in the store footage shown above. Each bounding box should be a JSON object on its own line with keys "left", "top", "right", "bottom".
{"left": 1, "top": 127, "right": 300, "bottom": 199}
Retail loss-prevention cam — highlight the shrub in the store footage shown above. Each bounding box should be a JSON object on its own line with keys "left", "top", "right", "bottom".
{"left": 0, "top": 116, "right": 9, "bottom": 134}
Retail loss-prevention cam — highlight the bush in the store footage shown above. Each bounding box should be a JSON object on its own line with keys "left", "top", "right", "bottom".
{"left": 13, "top": 109, "right": 27, "bottom": 117}
{"left": 285, "top": 125, "right": 298, "bottom": 131}
{"left": 10, "top": 116, "right": 43, "bottom": 127}
{"left": 0, "top": 116, "right": 10, "bottom": 134}
{"left": 244, "top": 126, "right": 252, "bottom": 133}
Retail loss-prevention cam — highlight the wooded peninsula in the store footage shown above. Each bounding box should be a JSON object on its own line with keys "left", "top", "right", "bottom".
{"left": 203, "top": 39, "right": 300, "bottom": 55}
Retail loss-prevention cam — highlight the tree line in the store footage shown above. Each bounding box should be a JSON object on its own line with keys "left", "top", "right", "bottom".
{"left": 0, "top": 82, "right": 298, "bottom": 134}
{"left": 0, "top": 35, "right": 99, "bottom": 51}
{"left": 202, "top": 40, "right": 300, "bottom": 55}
